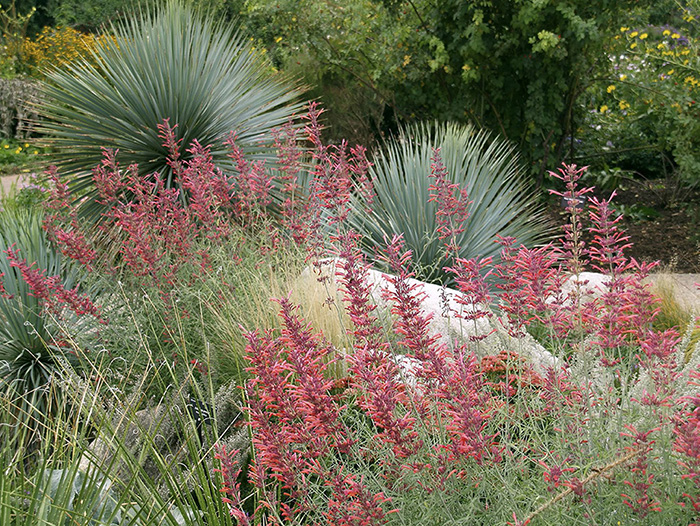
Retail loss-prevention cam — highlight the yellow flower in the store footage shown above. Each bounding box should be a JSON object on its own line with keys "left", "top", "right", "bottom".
{"left": 631, "top": 42, "right": 638, "bottom": 49}
{"left": 620, "top": 26, "right": 629, "bottom": 32}
{"left": 403, "top": 54, "right": 411, "bottom": 66}
{"left": 640, "top": 32, "right": 648, "bottom": 39}
{"left": 663, "top": 29, "right": 671, "bottom": 36}
{"left": 607, "top": 85, "right": 616, "bottom": 93}
{"left": 600, "top": 105, "right": 609, "bottom": 113}
{"left": 619, "top": 100, "right": 630, "bottom": 110}
{"left": 3, "top": 144, "right": 8, "bottom": 149}
{"left": 672, "top": 33, "right": 681, "bottom": 39}
{"left": 620, "top": 74, "right": 627, "bottom": 81}
{"left": 23, "top": 143, "right": 29, "bottom": 148}
{"left": 657, "top": 43, "right": 666, "bottom": 49}
{"left": 33, "top": 150, "right": 38, "bottom": 155}
{"left": 630, "top": 31, "right": 639, "bottom": 37}
{"left": 274, "top": 36, "right": 283, "bottom": 43}
{"left": 668, "top": 69, "right": 675, "bottom": 75}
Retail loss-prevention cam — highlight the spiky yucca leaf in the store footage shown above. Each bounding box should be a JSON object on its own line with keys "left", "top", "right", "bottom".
{"left": 348, "top": 122, "right": 551, "bottom": 284}
{"left": 0, "top": 207, "right": 86, "bottom": 451}
{"left": 39, "top": 0, "right": 303, "bottom": 218}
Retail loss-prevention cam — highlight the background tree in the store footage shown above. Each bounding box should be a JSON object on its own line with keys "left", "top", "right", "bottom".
{"left": 240, "top": 0, "right": 678, "bottom": 185}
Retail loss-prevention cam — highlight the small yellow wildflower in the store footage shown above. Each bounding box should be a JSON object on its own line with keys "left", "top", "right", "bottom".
{"left": 630, "top": 31, "right": 639, "bottom": 37}
{"left": 619, "top": 100, "right": 630, "bottom": 110}
{"left": 3, "top": 144, "right": 8, "bottom": 149}
{"left": 631, "top": 42, "right": 638, "bottom": 49}
{"left": 640, "top": 32, "right": 648, "bottom": 39}
{"left": 600, "top": 105, "right": 609, "bottom": 113}
{"left": 672, "top": 33, "right": 681, "bottom": 39}
{"left": 23, "top": 143, "right": 29, "bottom": 148}
{"left": 607, "top": 85, "right": 616, "bottom": 93}
{"left": 620, "top": 26, "right": 629, "bottom": 32}
{"left": 33, "top": 150, "right": 38, "bottom": 155}
{"left": 668, "top": 69, "right": 675, "bottom": 75}
{"left": 657, "top": 43, "right": 666, "bottom": 49}
{"left": 620, "top": 74, "right": 628, "bottom": 81}
{"left": 663, "top": 29, "right": 671, "bottom": 36}
{"left": 275, "top": 36, "right": 283, "bottom": 43}
{"left": 403, "top": 54, "right": 411, "bottom": 66}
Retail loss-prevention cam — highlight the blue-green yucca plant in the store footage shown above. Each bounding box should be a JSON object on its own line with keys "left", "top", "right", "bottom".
{"left": 0, "top": 207, "right": 82, "bottom": 448}
{"left": 39, "top": 0, "right": 304, "bottom": 217}
{"left": 348, "top": 122, "right": 551, "bottom": 284}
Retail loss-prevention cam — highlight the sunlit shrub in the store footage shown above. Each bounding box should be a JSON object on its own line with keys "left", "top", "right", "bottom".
{"left": 19, "top": 25, "right": 115, "bottom": 78}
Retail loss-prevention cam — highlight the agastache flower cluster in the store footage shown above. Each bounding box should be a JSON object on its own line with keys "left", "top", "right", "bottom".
{"left": 237, "top": 298, "right": 389, "bottom": 524}
{"left": 428, "top": 148, "right": 470, "bottom": 257}
{"left": 5, "top": 246, "right": 103, "bottom": 322}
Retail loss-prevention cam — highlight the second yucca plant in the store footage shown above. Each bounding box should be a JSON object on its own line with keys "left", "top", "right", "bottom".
{"left": 347, "top": 122, "right": 550, "bottom": 284}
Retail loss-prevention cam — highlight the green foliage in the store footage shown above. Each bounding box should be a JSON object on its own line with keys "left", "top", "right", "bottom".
{"left": 580, "top": 4, "right": 700, "bottom": 193}
{"left": 0, "top": 0, "right": 37, "bottom": 77}
{"left": 241, "top": 0, "right": 411, "bottom": 146}
{"left": 39, "top": 0, "right": 303, "bottom": 218}
{"left": 418, "top": 0, "right": 645, "bottom": 182}
{"left": 0, "top": 139, "right": 46, "bottom": 177}
{"left": 347, "top": 122, "right": 550, "bottom": 284}
{"left": 0, "top": 351, "right": 241, "bottom": 526}
{"left": 240, "top": 0, "right": 649, "bottom": 181}
{"left": 0, "top": 207, "right": 77, "bottom": 450}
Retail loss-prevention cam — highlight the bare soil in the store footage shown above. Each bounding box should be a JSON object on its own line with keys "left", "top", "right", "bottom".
{"left": 547, "top": 179, "right": 700, "bottom": 274}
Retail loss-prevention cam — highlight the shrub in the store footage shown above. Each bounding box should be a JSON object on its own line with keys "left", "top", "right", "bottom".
{"left": 39, "top": 0, "right": 303, "bottom": 218}
{"left": 347, "top": 122, "right": 550, "bottom": 285}
{"left": 19, "top": 25, "right": 116, "bottom": 79}
{"left": 580, "top": 9, "right": 700, "bottom": 194}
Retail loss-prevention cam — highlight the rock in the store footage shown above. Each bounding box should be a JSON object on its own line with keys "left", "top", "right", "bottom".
{"left": 304, "top": 258, "right": 560, "bottom": 377}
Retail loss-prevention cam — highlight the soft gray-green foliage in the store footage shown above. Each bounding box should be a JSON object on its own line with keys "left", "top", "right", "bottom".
{"left": 349, "top": 122, "right": 551, "bottom": 284}
{"left": 39, "top": 0, "right": 303, "bottom": 215}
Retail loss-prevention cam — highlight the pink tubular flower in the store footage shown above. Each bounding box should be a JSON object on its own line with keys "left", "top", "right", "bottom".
{"left": 538, "top": 454, "right": 575, "bottom": 492}
{"left": 274, "top": 296, "right": 350, "bottom": 453}
{"left": 620, "top": 425, "right": 662, "bottom": 518}
{"left": 445, "top": 256, "right": 493, "bottom": 342}
{"left": 377, "top": 234, "right": 439, "bottom": 359}
{"left": 548, "top": 163, "right": 592, "bottom": 277}
{"left": 334, "top": 231, "right": 383, "bottom": 349}
{"left": 325, "top": 473, "right": 392, "bottom": 526}
{"left": 213, "top": 445, "right": 250, "bottom": 526}
{"left": 5, "top": 246, "right": 103, "bottom": 322}
{"left": 673, "top": 370, "right": 700, "bottom": 516}
{"left": 428, "top": 148, "right": 471, "bottom": 257}
{"left": 434, "top": 347, "right": 499, "bottom": 465}
{"left": 304, "top": 102, "right": 366, "bottom": 226}
{"left": 225, "top": 132, "right": 273, "bottom": 222}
